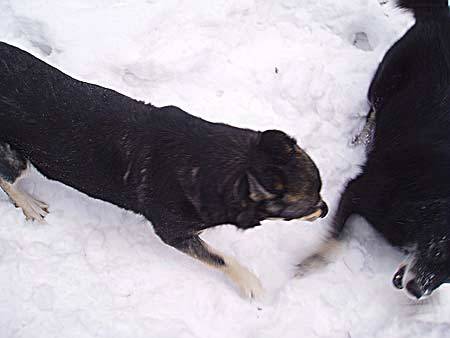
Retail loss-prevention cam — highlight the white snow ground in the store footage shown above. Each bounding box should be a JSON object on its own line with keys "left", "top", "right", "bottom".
{"left": 0, "top": 0, "right": 449, "bottom": 337}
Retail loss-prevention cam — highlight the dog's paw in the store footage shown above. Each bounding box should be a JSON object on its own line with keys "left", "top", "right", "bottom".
{"left": 223, "top": 256, "right": 265, "bottom": 299}
{"left": 16, "top": 191, "right": 49, "bottom": 223}
{"left": 236, "top": 267, "right": 265, "bottom": 299}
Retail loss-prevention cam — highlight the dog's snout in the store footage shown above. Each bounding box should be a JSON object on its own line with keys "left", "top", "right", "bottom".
{"left": 319, "top": 201, "right": 328, "bottom": 218}
{"left": 406, "top": 280, "right": 424, "bottom": 300}
{"left": 281, "top": 200, "right": 328, "bottom": 221}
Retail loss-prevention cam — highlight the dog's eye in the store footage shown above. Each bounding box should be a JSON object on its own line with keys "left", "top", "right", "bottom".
{"left": 261, "top": 166, "right": 286, "bottom": 194}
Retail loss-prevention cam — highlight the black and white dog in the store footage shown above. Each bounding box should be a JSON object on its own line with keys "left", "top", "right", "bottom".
{"left": 299, "top": 0, "right": 450, "bottom": 300}
{"left": 0, "top": 42, "right": 328, "bottom": 298}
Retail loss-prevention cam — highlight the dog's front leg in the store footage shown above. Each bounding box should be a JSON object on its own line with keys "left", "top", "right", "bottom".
{"left": 0, "top": 142, "right": 48, "bottom": 222}
{"left": 170, "top": 235, "right": 264, "bottom": 299}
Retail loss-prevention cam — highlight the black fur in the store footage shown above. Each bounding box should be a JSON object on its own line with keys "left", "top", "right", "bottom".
{"left": 176, "top": 236, "right": 226, "bottom": 267}
{"left": 0, "top": 142, "right": 27, "bottom": 182}
{"left": 330, "top": 0, "right": 450, "bottom": 299}
{"left": 397, "top": 0, "right": 448, "bottom": 18}
{"left": 0, "top": 42, "right": 327, "bottom": 283}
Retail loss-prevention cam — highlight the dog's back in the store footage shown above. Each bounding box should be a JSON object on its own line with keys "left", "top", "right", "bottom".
{"left": 0, "top": 42, "right": 152, "bottom": 202}
{"left": 370, "top": 0, "right": 450, "bottom": 147}
{"left": 0, "top": 42, "right": 260, "bottom": 210}
{"left": 0, "top": 42, "right": 149, "bottom": 135}
{"left": 0, "top": 44, "right": 209, "bottom": 203}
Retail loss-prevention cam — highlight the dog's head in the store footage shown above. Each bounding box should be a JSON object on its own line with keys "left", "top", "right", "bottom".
{"left": 235, "top": 130, "right": 327, "bottom": 228}
{"left": 392, "top": 199, "right": 450, "bottom": 300}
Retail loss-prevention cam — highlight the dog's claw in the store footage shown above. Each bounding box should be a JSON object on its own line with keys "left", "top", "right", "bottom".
{"left": 223, "top": 256, "right": 265, "bottom": 299}
{"left": 235, "top": 266, "right": 264, "bottom": 299}
{"left": 16, "top": 192, "right": 49, "bottom": 223}
{"left": 241, "top": 273, "right": 264, "bottom": 299}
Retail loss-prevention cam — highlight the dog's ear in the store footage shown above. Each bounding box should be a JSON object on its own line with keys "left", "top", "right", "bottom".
{"left": 248, "top": 172, "right": 276, "bottom": 202}
{"left": 259, "top": 130, "right": 296, "bottom": 164}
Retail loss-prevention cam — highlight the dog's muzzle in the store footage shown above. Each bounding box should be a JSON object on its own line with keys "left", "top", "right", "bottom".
{"left": 302, "top": 201, "right": 328, "bottom": 220}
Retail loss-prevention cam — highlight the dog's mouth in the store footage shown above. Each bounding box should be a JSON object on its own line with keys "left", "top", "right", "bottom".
{"left": 298, "top": 209, "right": 324, "bottom": 222}
{"left": 282, "top": 200, "right": 328, "bottom": 222}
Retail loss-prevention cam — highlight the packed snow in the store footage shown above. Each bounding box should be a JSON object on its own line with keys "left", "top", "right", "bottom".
{"left": 1, "top": 0, "right": 449, "bottom": 337}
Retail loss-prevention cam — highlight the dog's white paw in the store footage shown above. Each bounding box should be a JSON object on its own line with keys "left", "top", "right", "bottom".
{"left": 1, "top": 180, "right": 49, "bottom": 223}
{"left": 14, "top": 191, "right": 49, "bottom": 223}
{"left": 235, "top": 266, "right": 264, "bottom": 299}
{"left": 223, "top": 256, "right": 265, "bottom": 299}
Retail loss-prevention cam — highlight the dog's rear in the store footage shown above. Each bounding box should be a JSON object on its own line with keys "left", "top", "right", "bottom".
{"left": 299, "top": 0, "right": 450, "bottom": 300}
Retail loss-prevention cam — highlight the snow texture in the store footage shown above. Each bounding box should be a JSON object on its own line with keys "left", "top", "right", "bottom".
{"left": 0, "top": 0, "right": 449, "bottom": 337}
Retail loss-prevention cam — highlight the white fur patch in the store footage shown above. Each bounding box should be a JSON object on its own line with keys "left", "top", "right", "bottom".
{"left": 202, "top": 241, "right": 265, "bottom": 299}
{"left": 220, "top": 254, "right": 264, "bottom": 299}
{"left": 0, "top": 179, "right": 48, "bottom": 222}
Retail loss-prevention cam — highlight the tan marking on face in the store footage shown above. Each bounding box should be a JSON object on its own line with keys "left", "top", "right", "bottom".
{"left": 274, "top": 182, "right": 284, "bottom": 191}
{"left": 299, "top": 208, "right": 322, "bottom": 222}
{"left": 284, "top": 194, "right": 303, "bottom": 203}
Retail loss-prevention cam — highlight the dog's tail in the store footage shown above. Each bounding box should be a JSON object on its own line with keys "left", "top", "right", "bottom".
{"left": 396, "top": 0, "right": 449, "bottom": 18}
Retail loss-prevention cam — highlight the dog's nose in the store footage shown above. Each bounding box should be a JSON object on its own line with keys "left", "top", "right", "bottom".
{"left": 406, "top": 280, "right": 423, "bottom": 300}
{"left": 392, "top": 266, "right": 406, "bottom": 290}
{"left": 319, "top": 201, "right": 328, "bottom": 218}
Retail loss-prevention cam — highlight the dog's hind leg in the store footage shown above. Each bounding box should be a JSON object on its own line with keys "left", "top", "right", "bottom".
{"left": 0, "top": 142, "right": 48, "bottom": 222}
{"left": 170, "top": 235, "right": 264, "bottom": 299}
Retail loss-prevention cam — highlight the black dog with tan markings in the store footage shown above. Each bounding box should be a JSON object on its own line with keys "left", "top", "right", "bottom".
{"left": 299, "top": 0, "right": 450, "bottom": 300}
{"left": 0, "top": 41, "right": 327, "bottom": 298}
